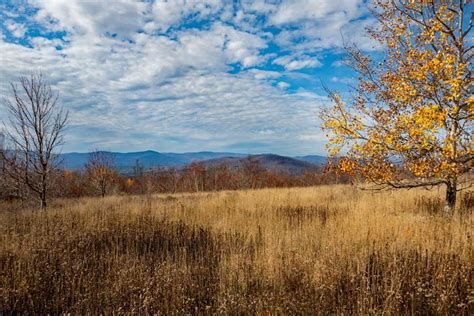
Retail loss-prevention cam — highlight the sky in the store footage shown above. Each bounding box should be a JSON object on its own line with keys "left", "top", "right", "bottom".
{"left": 0, "top": 0, "right": 379, "bottom": 155}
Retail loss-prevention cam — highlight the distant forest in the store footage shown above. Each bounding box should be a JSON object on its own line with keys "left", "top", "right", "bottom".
{"left": 1, "top": 150, "right": 349, "bottom": 203}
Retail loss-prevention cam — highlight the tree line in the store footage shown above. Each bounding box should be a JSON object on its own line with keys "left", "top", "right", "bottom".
{"left": 1, "top": 147, "right": 346, "bottom": 202}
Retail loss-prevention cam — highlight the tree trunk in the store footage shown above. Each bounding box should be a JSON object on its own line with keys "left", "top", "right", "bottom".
{"left": 444, "top": 180, "right": 456, "bottom": 217}
{"left": 40, "top": 194, "right": 47, "bottom": 209}
{"left": 41, "top": 174, "right": 48, "bottom": 209}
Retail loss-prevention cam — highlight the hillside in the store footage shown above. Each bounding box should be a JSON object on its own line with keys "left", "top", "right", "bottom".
{"left": 59, "top": 151, "right": 325, "bottom": 174}
{"left": 203, "top": 154, "right": 321, "bottom": 175}
{"left": 60, "top": 151, "right": 247, "bottom": 170}
{"left": 295, "top": 155, "right": 327, "bottom": 165}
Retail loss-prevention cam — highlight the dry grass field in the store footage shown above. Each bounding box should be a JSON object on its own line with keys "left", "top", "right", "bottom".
{"left": 0, "top": 185, "right": 472, "bottom": 314}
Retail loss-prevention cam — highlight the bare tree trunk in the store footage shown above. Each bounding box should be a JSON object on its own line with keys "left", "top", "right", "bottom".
{"left": 40, "top": 172, "right": 47, "bottom": 209}
{"left": 40, "top": 194, "right": 47, "bottom": 209}
{"left": 100, "top": 179, "right": 107, "bottom": 197}
{"left": 2, "top": 73, "right": 68, "bottom": 210}
{"left": 444, "top": 179, "right": 457, "bottom": 217}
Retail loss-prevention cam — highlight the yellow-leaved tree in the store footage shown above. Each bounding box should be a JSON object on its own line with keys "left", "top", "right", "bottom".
{"left": 320, "top": 0, "right": 472, "bottom": 215}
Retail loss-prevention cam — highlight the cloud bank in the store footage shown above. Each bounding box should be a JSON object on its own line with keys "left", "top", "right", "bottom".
{"left": 0, "top": 0, "right": 376, "bottom": 155}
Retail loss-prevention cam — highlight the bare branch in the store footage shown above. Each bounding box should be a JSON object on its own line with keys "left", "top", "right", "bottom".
{"left": 1, "top": 72, "right": 68, "bottom": 209}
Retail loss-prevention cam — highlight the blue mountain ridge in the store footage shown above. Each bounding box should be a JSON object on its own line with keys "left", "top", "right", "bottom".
{"left": 59, "top": 151, "right": 326, "bottom": 174}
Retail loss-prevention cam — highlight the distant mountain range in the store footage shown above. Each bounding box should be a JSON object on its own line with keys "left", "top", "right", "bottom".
{"left": 59, "top": 151, "right": 326, "bottom": 175}
{"left": 203, "top": 154, "right": 321, "bottom": 175}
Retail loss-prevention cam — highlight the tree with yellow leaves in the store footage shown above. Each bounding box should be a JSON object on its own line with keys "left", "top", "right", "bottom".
{"left": 320, "top": 0, "right": 472, "bottom": 215}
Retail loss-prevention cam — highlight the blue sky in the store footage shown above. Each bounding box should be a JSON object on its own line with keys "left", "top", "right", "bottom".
{"left": 0, "top": 0, "right": 378, "bottom": 155}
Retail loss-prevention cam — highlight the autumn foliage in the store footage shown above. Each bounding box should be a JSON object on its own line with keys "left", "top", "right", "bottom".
{"left": 320, "top": 0, "right": 473, "bottom": 214}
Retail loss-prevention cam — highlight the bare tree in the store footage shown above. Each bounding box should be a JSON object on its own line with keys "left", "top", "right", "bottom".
{"left": 0, "top": 131, "right": 9, "bottom": 199}
{"left": 85, "top": 150, "right": 117, "bottom": 197}
{"left": 1, "top": 73, "right": 68, "bottom": 209}
{"left": 241, "top": 156, "right": 264, "bottom": 189}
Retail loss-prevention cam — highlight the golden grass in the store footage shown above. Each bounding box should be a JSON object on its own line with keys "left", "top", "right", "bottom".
{"left": 1, "top": 185, "right": 472, "bottom": 314}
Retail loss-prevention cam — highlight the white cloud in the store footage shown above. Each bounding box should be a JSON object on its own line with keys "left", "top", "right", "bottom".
{"left": 150, "top": 0, "right": 225, "bottom": 32}
{"left": 247, "top": 69, "right": 281, "bottom": 80}
{"left": 298, "top": 133, "right": 326, "bottom": 141}
{"left": 331, "top": 59, "right": 348, "bottom": 67}
{"left": 277, "top": 82, "right": 290, "bottom": 89}
{"left": 270, "top": 0, "right": 363, "bottom": 25}
{"left": 269, "top": 0, "right": 379, "bottom": 52}
{"left": 0, "top": 0, "right": 377, "bottom": 155}
{"left": 5, "top": 20, "right": 26, "bottom": 38}
{"left": 0, "top": 31, "right": 326, "bottom": 154}
{"left": 273, "top": 54, "right": 322, "bottom": 71}
{"left": 32, "top": 0, "right": 148, "bottom": 39}
{"left": 330, "top": 76, "right": 354, "bottom": 84}
{"left": 241, "top": 0, "right": 278, "bottom": 15}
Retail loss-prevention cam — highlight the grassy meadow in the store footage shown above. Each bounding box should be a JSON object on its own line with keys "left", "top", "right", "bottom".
{"left": 0, "top": 185, "right": 472, "bottom": 314}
